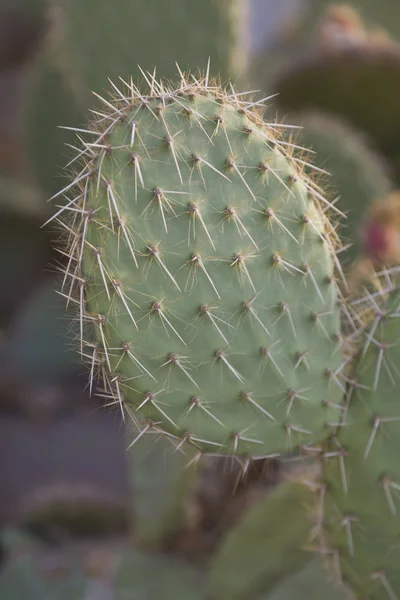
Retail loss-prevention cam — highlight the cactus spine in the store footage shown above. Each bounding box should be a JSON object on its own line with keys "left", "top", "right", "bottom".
{"left": 48, "top": 69, "right": 345, "bottom": 459}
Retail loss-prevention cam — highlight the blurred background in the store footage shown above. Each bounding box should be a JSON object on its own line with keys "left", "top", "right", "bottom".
{"left": 0, "top": 0, "right": 400, "bottom": 597}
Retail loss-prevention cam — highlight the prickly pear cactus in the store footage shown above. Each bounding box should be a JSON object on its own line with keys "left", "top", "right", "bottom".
{"left": 320, "top": 282, "right": 400, "bottom": 598}
{"left": 272, "top": 37, "right": 400, "bottom": 169}
{"left": 50, "top": 69, "right": 345, "bottom": 458}
{"left": 296, "top": 113, "right": 392, "bottom": 265}
{"left": 209, "top": 478, "right": 316, "bottom": 600}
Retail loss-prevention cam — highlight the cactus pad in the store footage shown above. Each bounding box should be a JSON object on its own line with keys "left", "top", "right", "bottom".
{"left": 51, "top": 70, "right": 344, "bottom": 458}
{"left": 273, "top": 44, "right": 400, "bottom": 165}
{"left": 296, "top": 113, "right": 392, "bottom": 265}
{"left": 321, "top": 284, "right": 400, "bottom": 598}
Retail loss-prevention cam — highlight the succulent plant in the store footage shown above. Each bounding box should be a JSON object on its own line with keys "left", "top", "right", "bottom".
{"left": 272, "top": 32, "right": 400, "bottom": 182}
{"left": 24, "top": 0, "right": 246, "bottom": 198}
{"left": 0, "top": 176, "right": 52, "bottom": 327}
{"left": 208, "top": 477, "right": 316, "bottom": 600}
{"left": 295, "top": 113, "right": 393, "bottom": 266}
{"left": 320, "top": 281, "right": 400, "bottom": 598}
{"left": 46, "top": 69, "right": 347, "bottom": 459}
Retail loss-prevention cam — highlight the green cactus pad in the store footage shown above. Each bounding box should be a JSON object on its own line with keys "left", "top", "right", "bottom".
{"left": 296, "top": 113, "right": 392, "bottom": 265}
{"left": 54, "top": 0, "right": 246, "bottom": 101}
{"left": 321, "top": 285, "right": 400, "bottom": 598}
{"left": 0, "top": 177, "right": 52, "bottom": 327}
{"left": 52, "top": 72, "right": 345, "bottom": 458}
{"left": 273, "top": 45, "right": 400, "bottom": 168}
{"left": 208, "top": 478, "right": 316, "bottom": 600}
{"left": 265, "top": 557, "right": 351, "bottom": 600}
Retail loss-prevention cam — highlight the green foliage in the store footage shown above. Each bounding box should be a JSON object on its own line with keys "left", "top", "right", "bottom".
{"left": 273, "top": 43, "right": 400, "bottom": 178}
{"left": 0, "top": 533, "right": 351, "bottom": 600}
{"left": 130, "top": 431, "right": 199, "bottom": 544}
{"left": 51, "top": 75, "right": 344, "bottom": 458}
{"left": 297, "top": 113, "right": 393, "bottom": 264}
{"left": 265, "top": 558, "right": 351, "bottom": 600}
{"left": 321, "top": 286, "right": 400, "bottom": 598}
{"left": 5, "top": 277, "right": 82, "bottom": 380}
{"left": 24, "top": 57, "right": 84, "bottom": 198}
{"left": 208, "top": 478, "right": 316, "bottom": 600}
{"left": 55, "top": 0, "right": 246, "bottom": 98}
{"left": 0, "top": 176, "right": 52, "bottom": 327}
{"left": 24, "top": 0, "right": 247, "bottom": 198}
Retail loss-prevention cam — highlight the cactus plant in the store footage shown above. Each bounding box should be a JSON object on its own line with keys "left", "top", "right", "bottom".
{"left": 54, "top": 0, "right": 247, "bottom": 97}
{"left": 24, "top": 0, "right": 247, "bottom": 198}
{"left": 47, "top": 70, "right": 346, "bottom": 458}
{"left": 0, "top": 176, "right": 52, "bottom": 327}
{"left": 272, "top": 31, "right": 400, "bottom": 177}
{"left": 0, "top": 530, "right": 350, "bottom": 600}
{"left": 5, "top": 277, "right": 83, "bottom": 382}
{"left": 272, "top": 8, "right": 400, "bottom": 175}
{"left": 208, "top": 477, "right": 316, "bottom": 600}
{"left": 319, "top": 282, "right": 400, "bottom": 598}
{"left": 295, "top": 113, "right": 393, "bottom": 266}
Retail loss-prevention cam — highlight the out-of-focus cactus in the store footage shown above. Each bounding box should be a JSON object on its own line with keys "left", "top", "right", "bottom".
{"left": 265, "top": 557, "right": 351, "bottom": 600}
{"left": 48, "top": 71, "right": 345, "bottom": 458}
{"left": 208, "top": 476, "right": 316, "bottom": 600}
{"left": 0, "top": 531, "right": 350, "bottom": 600}
{"left": 25, "top": 0, "right": 247, "bottom": 197}
{"left": 5, "top": 278, "right": 82, "bottom": 382}
{"left": 54, "top": 0, "right": 247, "bottom": 99}
{"left": 295, "top": 113, "right": 393, "bottom": 265}
{"left": 268, "top": 6, "right": 400, "bottom": 184}
{"left": 320, "top": 283, "right": 400, "bottom": 598}
{"left": 130, "top": 432, "right": 199, "bottom": 546}
{"left": 23, "top": 58, "right": 84, "bottom": 199}
{"left": 0, "top": 177, "right": 52, "bottom": 327}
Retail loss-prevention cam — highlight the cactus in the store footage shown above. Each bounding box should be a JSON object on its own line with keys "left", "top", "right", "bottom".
{"left": 266, "top": 557, "right": 351, "bottom": 600}
{"left": 209, "top": 476, "right": 316, "bottom": 599}
{"left": 295, "top": 113, "right": 393, "bottom": 266}
{"left": 320, "top": 282, "right": 400, "bottom": 598}
{"left": 54, "top": 0, "right": 246, "bottom": 102}
{"left": 0, "top": 176, "right": 52, "bottom": 327}
{"left": 5, "top": 277, "right": 83, "bottom": 381}
{"left": 0, "top": 0, "right": 48, "bottom": 71}
{"left": 271, "top": 14, "right": 400, "bottom": 176}
{"left": 130, "top": 431, "right": 199, "bottom": 545}
{"left": 0, "top": 531, "right": 350, "bottom": 600}
{"left": 47, "top": 70, "right": 346, "bottom": 458}
{"left": 24, "top": 0, "right": 247, "bottom": 198}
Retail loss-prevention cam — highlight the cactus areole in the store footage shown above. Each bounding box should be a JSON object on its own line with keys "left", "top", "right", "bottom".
{"left": 51, "top": 68, "right": 345, "bottom": 457}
